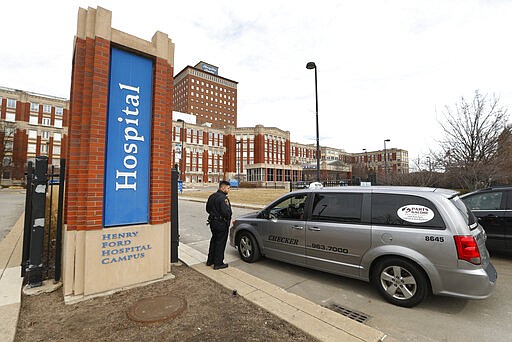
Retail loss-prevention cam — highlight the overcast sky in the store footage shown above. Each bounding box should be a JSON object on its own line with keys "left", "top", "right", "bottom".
{"left": 2, "top": 1, "right": 512, "bottom": 168}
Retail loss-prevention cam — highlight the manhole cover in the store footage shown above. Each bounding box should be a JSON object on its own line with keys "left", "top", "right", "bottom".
{"left": 127, "top": 295, "right": 187, "bottom": 323}
{"left": 326, "top": 303, "right": 369, "bottom": 324}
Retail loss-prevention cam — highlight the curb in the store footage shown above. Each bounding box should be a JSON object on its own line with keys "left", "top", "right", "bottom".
{"left": 0, "top": 214, "right": 24, "bottom": 342}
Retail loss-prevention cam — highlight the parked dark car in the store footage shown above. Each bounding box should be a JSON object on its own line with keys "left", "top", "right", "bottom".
{"left": 461, "top": 186, "right": 512, "bottom": 253}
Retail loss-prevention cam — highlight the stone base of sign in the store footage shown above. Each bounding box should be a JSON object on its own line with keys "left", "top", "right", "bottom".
{"left": 62, "top": 223, "right": 171, "bottom": 299}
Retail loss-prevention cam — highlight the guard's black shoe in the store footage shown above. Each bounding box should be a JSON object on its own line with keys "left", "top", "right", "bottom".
{"left": 213, "top": 263, "right": 228, "bottom": 270}
{"left": 206, "top": 262, "right": 213, "bottom": 266}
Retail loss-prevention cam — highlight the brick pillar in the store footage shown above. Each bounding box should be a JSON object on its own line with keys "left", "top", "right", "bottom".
{"left": 254, "top": 133, "right": 265, "bottom": 164}
{"left": 65, "top": 35, "right": 110, "bottom": 231}
{"left": 12, "top": 129, "right": 27, "bottom": 181}
{"left": 150, "top": 57, "right": 173, "bottom": 224}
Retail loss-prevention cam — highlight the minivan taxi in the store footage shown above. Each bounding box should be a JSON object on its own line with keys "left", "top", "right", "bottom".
{"left": 229, "top": 186, "right": 497, "bottom": 307}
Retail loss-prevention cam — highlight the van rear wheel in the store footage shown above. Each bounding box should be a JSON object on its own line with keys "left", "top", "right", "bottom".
{"left": 372, "top": 257, "right": 428, "bottom": 307}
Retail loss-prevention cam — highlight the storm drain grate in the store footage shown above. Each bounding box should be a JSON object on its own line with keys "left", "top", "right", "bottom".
{"left": 325, "top": 303, "right": 369, "bottom": 324}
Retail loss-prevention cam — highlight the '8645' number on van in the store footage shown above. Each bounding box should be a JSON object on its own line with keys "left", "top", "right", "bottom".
{"left": 425, "top": 236, "right": 444, "bottom": 243}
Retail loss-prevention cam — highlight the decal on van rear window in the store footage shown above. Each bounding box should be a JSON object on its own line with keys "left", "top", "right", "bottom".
{"left": 397, "top": 205, "right": 434, "bottom": 223}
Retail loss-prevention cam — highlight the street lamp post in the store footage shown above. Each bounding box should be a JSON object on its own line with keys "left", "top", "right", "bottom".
{"left": 383, "top": 139, "right": 390, "bottom": 183}
{"left": 362, "top": 148, "right": 367, "bottom": 180}
{"left": 177, "top": 119, "right": 185, "bottom": 182}
{"left": 236, "top": 140, "right": 241, "bottom": 183}
{"left": 306, "top": 62, "right": 320, "bottom": 182}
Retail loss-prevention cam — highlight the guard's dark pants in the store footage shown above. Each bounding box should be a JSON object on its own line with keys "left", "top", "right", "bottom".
{"left": 207, "top": 220, "right": 229, "bottom": 266}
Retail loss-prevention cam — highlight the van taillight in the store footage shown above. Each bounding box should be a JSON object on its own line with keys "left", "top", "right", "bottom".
{"left": 453, "top": 236, "right": 481, "bottom": 265}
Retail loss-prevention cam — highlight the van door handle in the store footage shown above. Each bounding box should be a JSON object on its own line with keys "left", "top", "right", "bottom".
{"left": 292, "top": 225, "right": 304, "bottom": 230}
{"left": 308, "top": 227, "right": 321, "bottom": 231}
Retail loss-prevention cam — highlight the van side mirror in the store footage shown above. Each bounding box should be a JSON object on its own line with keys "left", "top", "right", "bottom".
{"left": 259, "top": 209, "right": 275, "bottom": 220}
{"left": 258, "top": 209, "right": 269, "bottom": 219}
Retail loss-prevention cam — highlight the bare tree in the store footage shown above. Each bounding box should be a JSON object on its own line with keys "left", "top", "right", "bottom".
{"left": 392, "top": 154, "right": 441, "bottom": 187}
{"left": 436, "top": 91, "right": 509, "bottom": 190}
{"left": 495, "top": 124, "right": 512, "bottom": 183}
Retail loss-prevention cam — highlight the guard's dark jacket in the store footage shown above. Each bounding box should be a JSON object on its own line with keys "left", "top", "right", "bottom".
{"left": 206, "top": 189, "right": 232, "bottom": 266}
{"left": 206, "top": 190, "right": 232, "bottom": 222}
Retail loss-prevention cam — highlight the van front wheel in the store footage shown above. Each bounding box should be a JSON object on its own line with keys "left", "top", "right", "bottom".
{"left": 237, "top": 232, "right": 261, "bottom": 263}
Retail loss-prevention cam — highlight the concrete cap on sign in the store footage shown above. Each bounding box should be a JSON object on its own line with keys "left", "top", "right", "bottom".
{"left": 76, "top": 6, "right": 175, "bottom": 66}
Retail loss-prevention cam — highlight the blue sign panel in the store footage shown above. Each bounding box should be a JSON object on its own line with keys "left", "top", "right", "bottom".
{"left": 104, "top": 48, "right": 153, "bottom": 227}
{"left": 201, "top": 63, "right": 218, "bottom": 75}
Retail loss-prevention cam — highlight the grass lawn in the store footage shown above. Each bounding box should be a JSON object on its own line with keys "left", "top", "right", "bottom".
{"left": 180, "top": 188, "right": 289, "bottom": 206}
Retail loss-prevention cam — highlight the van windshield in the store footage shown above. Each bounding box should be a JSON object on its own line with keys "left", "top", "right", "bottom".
{"left": 450, "top": 196, "right": 478, "bottom": 230}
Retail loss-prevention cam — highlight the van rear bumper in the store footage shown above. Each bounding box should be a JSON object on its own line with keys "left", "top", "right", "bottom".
{"left": 435, "top": 262, "right": 497, "bottom": 299}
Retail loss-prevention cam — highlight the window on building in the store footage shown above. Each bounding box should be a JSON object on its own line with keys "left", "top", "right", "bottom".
{"left": 7, "top": 98, "right": 16, "bottom": 108}
{"left": 42, "top": 117, "right": 51, "bottom": 126}
{"left": 55, "top": 106, "right": 63, "bottom": 115}
{"left": 42, "top": 131, "right": 50, "bottom": 140}
{"left": 30, "top": 102, "right": 39, "bottom": 111}
{"left": 29, "top": 116, "right": 38, "bottom": 125}
{"left": 28, "top": 130, "right": 37, "bottom": 139}
{"left": 27, "top": 144, "right": 37, "bottom": 153}
{"left": 54, "top": 119, "right": 62, "bottom": 128}
{"left": 4, "top": 141, "right": 13, "bottom": 151}
{"left": 54, "top": 132, "right": 61, "bottom": 141}
{"left": 5, "top": 112, "right": 15, "bottom": 122}
{"left": 43, "top": 104, "right": 52, "bottom": 113}
{"left": 40, "top": 144, "right": 48, "bottom": 154}
{"left": 3, "top": 156, "right": 12, "bottom": 167}
{"left": 4, "top": 126, "right": 14, "bottom": 137}
{"left": 53, "top": 146, "right": 61, "bottom": 155}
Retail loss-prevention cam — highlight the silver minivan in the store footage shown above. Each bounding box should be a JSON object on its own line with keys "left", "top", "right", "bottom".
{"left": 229, "top": 186, "right": 497, "bottom": 307}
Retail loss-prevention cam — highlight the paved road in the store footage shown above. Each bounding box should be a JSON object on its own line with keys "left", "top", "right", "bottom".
{"left": 0, "top": 188, "right": 26, "bottom": 242}
{"left": 179, "top": 199, "right": 512, "bottom": 342}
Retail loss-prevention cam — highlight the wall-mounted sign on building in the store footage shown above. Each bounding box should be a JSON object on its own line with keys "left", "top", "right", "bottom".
{"left": 200, "top": 62, "right": 218, "bottom": 75}
{"left": 104, "top": 47, "right": 153, "bottom": 227}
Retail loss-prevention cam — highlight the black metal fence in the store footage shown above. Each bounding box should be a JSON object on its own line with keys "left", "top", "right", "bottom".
{"left": 21, "top": 157, "right": 66, "bottom": 287}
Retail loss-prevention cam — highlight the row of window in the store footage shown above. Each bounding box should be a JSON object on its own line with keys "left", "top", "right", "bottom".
{"left": 3, "top": 98, "right": 63, "bottom": 115}
{"left": 189, "top": 73, "right": 237, "bottom": 89}
{"left": 28, "top": 116, "right": 63, "bottom": 128}
{"left": 173, "top": 127, "right": 224, "bottom": 146}
{"left": 28, "top": 130, "right": 62, "bottom": 141}
{"left": 190, "top": 92, "right": 235, "bottom": 107}
{"left": 27, "top": 143, "right": 61, "bottom": 155}
{"left": 2, "top": 113, "right": 63, "bottom": 128}
{"left": 190, "top": 86, "right": 235, "bottom": 100}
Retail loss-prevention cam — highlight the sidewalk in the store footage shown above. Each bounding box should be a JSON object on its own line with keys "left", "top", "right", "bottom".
{"left": 0, "top": 213, "right": 24, "bottom": 342}
{"left": 179, "top": 243, "right": 387, "bottom": 341}
{"left": 0, "top": 209, "right": 387, "bottom": 342}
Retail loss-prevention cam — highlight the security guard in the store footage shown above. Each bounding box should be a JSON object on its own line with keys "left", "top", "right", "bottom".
{"left": 206, "top": 180, "right": 232, "bottom": 269}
